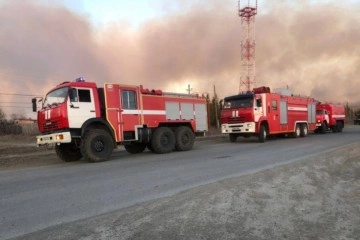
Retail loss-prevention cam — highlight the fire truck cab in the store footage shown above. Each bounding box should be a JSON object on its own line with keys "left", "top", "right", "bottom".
{"left": 33, "top": 78, "right": 208, "bottom": 162}
{"left": 315, "top": 103, "right": 345, "bottom": 133}
{"left": 221, "top": 87, "right": 317, "bottom": 142}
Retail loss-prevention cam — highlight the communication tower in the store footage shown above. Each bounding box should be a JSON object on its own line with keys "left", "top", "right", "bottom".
{"left": 238, "top": 0, "right": 257, "bottom": 92}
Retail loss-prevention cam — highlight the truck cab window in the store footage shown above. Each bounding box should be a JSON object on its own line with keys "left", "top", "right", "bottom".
{"left": 69, "top": 88, "right": 78, "bottom": 102}
{"left": 272, "top": 100, "right": 277, "bottom": 110}
{"left": 256, "top": 98, "right": 262, "bottom": 107}
{"left": 122, "top": 90, "right": 137, "bottom": 109}
{"left": 43, "top": 87, "right": 68, "bottom": 107}
{"left": 78, "top": 89, "right": 91, "bottom": 102}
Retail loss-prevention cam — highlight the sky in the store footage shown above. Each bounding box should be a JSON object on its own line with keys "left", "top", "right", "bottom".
{"left": 0, "top": 0, "right": 360, "bottom": 119}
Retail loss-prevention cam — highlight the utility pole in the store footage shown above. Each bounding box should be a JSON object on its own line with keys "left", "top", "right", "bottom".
{"left": 214, "top": 84, "right": 219, "bottom": 128}
{"left": 186, "top": 84, "right": 193, "bottom": 94}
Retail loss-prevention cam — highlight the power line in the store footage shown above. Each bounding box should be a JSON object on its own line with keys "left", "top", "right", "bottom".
{"left": 0, "top": 106, "right": 32, "bottom": 108}
{"left": 0, "top": 102, "right": 30, "bottom": 104}
{"left": 0, "top": 93, "right": 38, "bottom": 97}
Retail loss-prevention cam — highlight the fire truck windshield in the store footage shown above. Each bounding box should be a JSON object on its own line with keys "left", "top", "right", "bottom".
{"left": 224, "top": 97, "right": 253, "bottom": 109}
{"left": 43, "top": 87, "right": 69, "bottom": 108}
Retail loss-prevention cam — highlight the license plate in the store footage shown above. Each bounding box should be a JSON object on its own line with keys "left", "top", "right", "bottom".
{"left": 43, "top": 136, "right": 52, "bottom": 141}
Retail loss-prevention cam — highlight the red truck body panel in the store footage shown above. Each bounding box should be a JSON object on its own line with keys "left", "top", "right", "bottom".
{"left": 37, "top": 81, "right": 208, "bottom": 144}
{"left": 221, "top": 87, "right": 317, "bottom": 139}
{"left": 315, "top": 103, "right": 345, "bottom": 132}
{"left": 104, "top": 83, "right": 207, "bottom": 142}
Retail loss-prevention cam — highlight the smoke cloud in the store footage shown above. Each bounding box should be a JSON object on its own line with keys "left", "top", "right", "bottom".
{"left": 0, "top": 0, "right": 359, "bottom": 117}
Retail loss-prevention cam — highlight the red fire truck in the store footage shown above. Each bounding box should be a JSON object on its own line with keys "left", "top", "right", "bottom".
{"left": 315, "top": 103, "right": 345, "bottom": 133}
{"left": 220, "top": 86, "right": 317, "bottom": 142}
{"left": 33, "top": 77, "right": 208, "bottom": 162}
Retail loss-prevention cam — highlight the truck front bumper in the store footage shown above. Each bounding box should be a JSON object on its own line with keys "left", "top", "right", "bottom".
{"left": 221, "top": 122, "right": 256, "bottom": 134}
{"left": 36, "top": 131, "right": 72, "bottom": 146}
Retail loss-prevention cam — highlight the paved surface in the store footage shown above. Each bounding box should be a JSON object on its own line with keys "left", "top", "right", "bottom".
{"left": 1, "top": 126, "right": 360, "bottom": 239}
{"left": 13, "top": 142, "right": 360, "bottom": 240}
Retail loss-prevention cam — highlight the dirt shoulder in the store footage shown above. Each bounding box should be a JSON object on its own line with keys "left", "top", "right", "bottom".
{"left": 0, "top": 135, "right": 59, "bottom": 169}
{"left": 13, "top": 142, "right": 360, "bottom": 240}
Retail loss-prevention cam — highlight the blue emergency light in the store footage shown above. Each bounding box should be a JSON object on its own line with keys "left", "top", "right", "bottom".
{"left": 75, "top": 77, "right": 85, "bottom": 82}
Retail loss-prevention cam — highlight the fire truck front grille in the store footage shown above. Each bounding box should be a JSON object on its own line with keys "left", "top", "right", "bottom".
{"left": 228, "top": 117, "right": 246, "bottom": 123}
{"left": 43, "top": 121, "right": 59, "bottom": 132}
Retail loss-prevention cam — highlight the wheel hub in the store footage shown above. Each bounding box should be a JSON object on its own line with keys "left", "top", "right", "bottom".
{"left": 94, "top": 140, "right": 104, "bottom": 152}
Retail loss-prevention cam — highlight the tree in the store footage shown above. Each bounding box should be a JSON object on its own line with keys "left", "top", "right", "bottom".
{"left": 209, "top": 94, "right": 221, "bottom": 128}
{"left": 0, "top": 108, "right": 6, "bottom": 121}
{"left": 10, "top": 113, "right": 25, "bottom": 120}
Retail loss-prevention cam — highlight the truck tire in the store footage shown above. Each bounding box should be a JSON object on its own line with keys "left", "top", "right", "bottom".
{"left": 150, "top": 127, "right": 175, "bottom": 154}
{"left": 258, "top": 124, "right": 267, "bottom": 143}
{"left": 300, "top": 124, "right": 308, "bottom": 137}
{"left": 229, "top": 133, "right": 238, "bottom": 143}
{"left": 338, "top": 122, "right": 343, "bottom": 132}
{"left": 320, "top": 122, "right": 327, "bottom": 134}
{"left": 124, "top": 142, "right": 147, "bottom": 154}
{"left": 55, "top": 143, "right": 82, "bottom": 162}
{"left": 81, "top": 129, "right": 114, "bottom": 162}
{"left": 292, "top": 124, "right": 301, "bottom": 138}
{"left": 332, "top": 124, "right": 338, "bottom": 133}
{"left": 147, "top": 143, "right": 155, "bottom": 152}
{"left": 175, "top": 126, "right": 195, "bottom": 151}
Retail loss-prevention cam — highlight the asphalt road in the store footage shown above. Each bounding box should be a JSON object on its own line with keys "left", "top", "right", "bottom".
{"left": 1, "top": 126, "right": 360, "bottom": 239}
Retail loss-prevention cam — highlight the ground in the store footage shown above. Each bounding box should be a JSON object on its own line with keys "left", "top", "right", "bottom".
{"left": 0, "top": 135, "right": 58, "bottom": 169}
{"left": 1, "top": 135, "right": 359, "bottom": 240}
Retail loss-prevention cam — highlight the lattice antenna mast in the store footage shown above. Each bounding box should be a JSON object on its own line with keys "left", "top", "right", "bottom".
{"left": 238, "top": 0, "right": 257, "bottom": 93}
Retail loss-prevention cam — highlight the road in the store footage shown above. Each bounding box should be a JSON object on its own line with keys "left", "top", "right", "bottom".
{"left": 1, "top": 126, "right": 360, "bottom": 239}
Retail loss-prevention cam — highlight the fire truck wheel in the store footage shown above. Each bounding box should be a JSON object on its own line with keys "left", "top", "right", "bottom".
{"left": 332, "top": 122, "right": 342, "bottom": 133}
{"left": 293, "top": 124, "right": 301, "bottom": 138}
{"left": 124, "top": 142, "right": 147, "bottom": 154}
{"left": 320, "top": 122, "right": 327, "bottom": 134}
{"left": 258, "top": 125, "right": 267, "bottom": 143}
{"left": 229, "top": 134, "right": 238, "bottom": 142}
{"left": 151, "top": 127, "right": 175, "bottom": 154}
{"left": 338, "top": 122, "right": 343, "bottom": 132}
{"left": 55, "top": 143, "right": 82, "bottom": 162}
{"left": 147, "top": 143, "right": 155, "bottom": 152}
{"left": 332, "top": 125, "right": 338, "bottom": 133}
{"left": 175, "top": 126, "right": 195, "bottom": 151}
{"left": 81, "top": 129, "right": 114, "bottom": 162}
{"left": 300, "top": 124, "right": 308, "bottom": 137}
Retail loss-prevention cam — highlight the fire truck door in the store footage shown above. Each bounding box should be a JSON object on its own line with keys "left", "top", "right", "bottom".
{"left": 269, "top": 98, "right": 281, "bottom": 133}
{"left": 68, "top": 87, "right": 96, "bottom": 128}
{"left": 119, "top": 87, "right": 141, "bottom": 139}
{"left": 254, "top": 96, "right": 264, "bottom": 122}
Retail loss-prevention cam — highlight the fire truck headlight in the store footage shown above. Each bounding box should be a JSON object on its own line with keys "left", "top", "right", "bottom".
{"left": 56, "top": 134, "right": 64, "bottom": 141}
{"left": 247, "top": 123, "right": 253, "bottom": 127}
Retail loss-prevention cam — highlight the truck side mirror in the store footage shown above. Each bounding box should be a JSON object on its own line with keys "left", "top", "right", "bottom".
{"left": 69, "top": 88, "right": 78, "bottom": 102}
{"left": 219, "top": 99, "right": 223, "bottom": 110}
{"left": 32, "top": 98, "right": 37, "bottom": 112}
